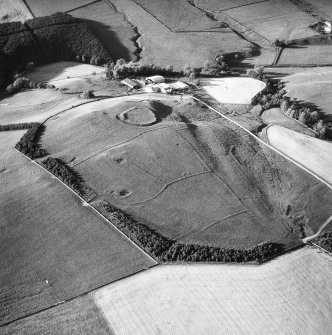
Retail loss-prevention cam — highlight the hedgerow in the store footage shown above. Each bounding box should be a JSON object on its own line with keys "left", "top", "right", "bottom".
{"left": 312, "top": 231, "right": 332, "bottom": 253}
{"left": 93, "top": 199, "right": 281, "bottom": 263}
{"left": 162, "top": 241, "right": 281, "bottom": 263}
{"left": 15, "top": 123, "right": 47, "bottom": 158}
{"left": 41, "top": 157, "right": 83, "bottom": 194}
{"left": 93, "top": 199, "right": 173, "bottom": 258}
{"left": 0, "top": 123, "right": 38, "bottom": 131}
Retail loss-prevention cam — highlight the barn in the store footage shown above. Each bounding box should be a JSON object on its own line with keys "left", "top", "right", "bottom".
{"left": 146, "top": 75, "right": 165, "bottom": 84}
{"left": 121, "top": 78, "right": 139, "bottom": 89}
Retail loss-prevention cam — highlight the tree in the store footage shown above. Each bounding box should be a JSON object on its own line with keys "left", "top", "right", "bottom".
{"left": 183, "top": 63, "right": 193, "bottom": 77}
{"left": 280, "top": 98, "right": 290, "bottom": 113}
{"left": 298, "top": 110, "right": 310, "bottom": 125}
{"left": 309, "top": 111, "right": 319, "bottom": 124}
{"left": 80, "top": 90, "right": 95, "bottom": 99}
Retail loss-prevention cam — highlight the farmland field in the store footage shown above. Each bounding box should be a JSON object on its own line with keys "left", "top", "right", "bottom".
{"left": 93, "top": 247, "right": 332, "bottom": 335}
{"left": 25, "top": 0, "right": 97, "bottom": 17}
{"left": 0, "top": 130, "right": 154, "bottom": 325}
{"left": 261, "top": 107, "right": 316, "bottom": 136}
{"left": 311, "top": 0, "right": 332, "bottom": 20}
{"left": 1, "top": 295, "right": 112, "bottom": 335}
{"left": 266, "top": 125, "right": 332, "bottom": 185}
{"left": 132, "top": 0, "right": 224, "bottom": 32}
{"left": 193, "top": 0, "right": 267, "bottom": 12}
{"left": 0, "top": 0, "right": 32, "bottom": 23}
{"left": 201, "top": 77, "right": 266, "bottom": 104}
{"left": 221, "top": 0, "right": 317, "bottom": 42}
{"left": 39, "top": 93, "right": 332, "bottom": 248}
{"left": 109, "top": 0, "right": 254, "bottom": 69}
{"left": 69, "top": 1, "right": 137, "bottom": 61}
{"left": 277, "top": 44, "right": 332, "bottom": 66}
{"left": 270, "top": 66, "right": 332, "bottom": 117}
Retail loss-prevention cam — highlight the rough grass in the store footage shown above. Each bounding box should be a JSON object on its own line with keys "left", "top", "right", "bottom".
{"left": 39, "top": 93, "right": 332, "bottom": 248}
{"left": 1, "top": 295, "right": 112, "bottom": 334}
{"left": 0, "top": 132, "right": 154, "bottom": 324}
{"left": 93, "top": 247, "right": 332, "bottom": 335}
{"left": 0, "top": 0, "right": 32, "bottom": 23}
{"left": 69, "top": 1, "right": 138, "bottom": 61}
{"left": 25, "top": 0, "right": 96, "bottom": 17}
{"left": 266, "top": 125, "right": 332, "bottom": 185}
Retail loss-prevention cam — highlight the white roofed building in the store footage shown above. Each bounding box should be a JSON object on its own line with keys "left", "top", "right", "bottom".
{"left": 146, "top": 75, "right": 165, "bottom": 84}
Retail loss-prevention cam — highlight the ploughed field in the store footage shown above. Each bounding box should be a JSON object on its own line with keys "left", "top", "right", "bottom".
{"left": 40, "top": 93, "right": 332, "bottom": 248}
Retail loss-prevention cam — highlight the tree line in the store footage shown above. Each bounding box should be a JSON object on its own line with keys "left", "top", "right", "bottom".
{"left": 0, "top": 122, "right": 38, "bottom": 131}
{"left": 14, "top": 123, "right": 47, "bottom": 158}
{"left": 94, "top": 199, "right": 281, "bottom": 263}
{"left": 249, "top": 66, "right": 332, "bottom": 140}
{"left": 312, "top": 231, "right": 332, "bottom": 253}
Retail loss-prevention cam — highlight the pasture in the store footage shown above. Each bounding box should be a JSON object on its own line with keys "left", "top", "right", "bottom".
{"left": 312, "top": 0, "right": 332, "bottom": 20}
{"left": 39, "top": 93, "right": 332, "bottom": 248}
{"left": 25, "top": 0, "right": 96, "bottom": 17}
{"left": 261, "top": 107, "right": 316, "bottom": 136}
{"left": 271, "top": 66, "right": 332, "bottom": 117}
{"left": 266, "top": 125, "right": 332, "bottom": 185}
{"left": 193, "top": 0, "right": 265, "bottom": 12}
{"left": 93, "top": 247, "right": 332, "bottom": 335}
{"left": 0, "top": 0, "right": 32, "bottom": 23}
{"left": 221, "top": 0, "right": 317, "bottom": 42}
{"left": 1, "top": 295, "right": 112, "bottom": 335}
{"left": 277, "top": 44, "right": 332, "bottom": 66}
{"left": 0, "top": 133, "right": 154, "bottom": 324}
{"left": 69, "top": 1, "right": 137, "bottom": 61}
{"left": 111, "top": 0, "right": 254, "bottom": 70}
{"left": 201, "top": 77, "right": 266, "bottom": 104}
{"left": 133, "top": 0, "right": 223, "bottom": 32}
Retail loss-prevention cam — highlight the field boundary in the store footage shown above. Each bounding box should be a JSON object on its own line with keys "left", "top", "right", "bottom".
{"left": 14, "top": 148, "right": 158, "bottom": 264}
{"left": 22, "top": 0, "right": 35, "bottom": 18}
{"left": 192, "top": 92, "right": 332, "bottom": 190}
{"left": 65, "top": 0, "right": 102, "bottom": 14}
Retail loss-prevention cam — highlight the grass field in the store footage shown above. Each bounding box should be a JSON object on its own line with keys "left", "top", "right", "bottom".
{"left": 1, "top": 295, "right": 112, "bottom": 335}
{"left": 277, "top": 44, "right": 332, "bottom": 66}
{"left": 261, "top": 107, "right": 316, "bottom": 135}
{"left": 201, "top": 77, "right": 266, "bottom": 104}
{"left": 110, "top": 0, "right": 254, "bottom": 70}
{"left": 93, "top": 247, "right": 332, "bottom": 335}
{"left": 0, "top": 131, "right": 154, "bottom": 324}
{"left": 311, "top": 0, "right": 332, "bottom": 20}
{"left": 267, "top": 66, "right": 332, "bottom": 117}
{"left": 0, "top": 0, "right": 32, "bottom": 23}
{"left": 132, "top": 0, "right": 224, "bottom": 32}
{"left": 39, "top": 92, "right": 332, "bottom": 248}
{"left": 69, "top": 1, "right": 138, "bottom": 61}
{"left": 193, "top": 0, "right": 265, "bottom": 12}
{"left": 25, "top": 0, "right": 97, "bottom": 17}
{"left": 222, "top": 0, "right": 317, "bottom": 42}
{"left": 266, "top": 125, "right": 332, "bottom": 185}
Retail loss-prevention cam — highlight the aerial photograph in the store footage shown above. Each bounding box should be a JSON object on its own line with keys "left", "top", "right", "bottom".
{"left": 0, "top": 0, "right": 331, "bottom": 334}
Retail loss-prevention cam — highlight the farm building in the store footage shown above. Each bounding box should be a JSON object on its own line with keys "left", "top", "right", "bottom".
{"left": 121, "top": 78, "right": 139, "bottom": 89}
{"left": 170, "top": 81, "right": 189, "bottom": 92}
{"left": 146, "top": 75, "right": 165, "bottom": 84}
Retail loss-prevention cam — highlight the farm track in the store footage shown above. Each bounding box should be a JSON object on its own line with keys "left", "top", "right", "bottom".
{"left": 21, "top": 0, "right": 35, "bottom": 18}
